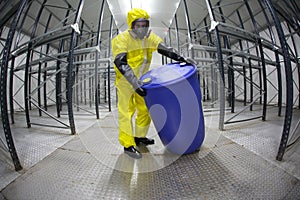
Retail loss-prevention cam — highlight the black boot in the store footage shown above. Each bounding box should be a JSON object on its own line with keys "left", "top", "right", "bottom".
{"left": 134, "top": 137, "right": 155, "bottom": 146}
{"left": 124, "top": 146, "right": 142, "bottom": 159}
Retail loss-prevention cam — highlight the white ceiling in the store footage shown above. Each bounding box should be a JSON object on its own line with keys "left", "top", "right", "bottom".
{"left": 2, "top": 0, "right": 295, "bottom": 48}
{"left": 106, "top": 0, "right": 181, "bottom": 39}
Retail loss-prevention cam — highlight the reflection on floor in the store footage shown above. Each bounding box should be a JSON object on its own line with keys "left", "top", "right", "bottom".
{"left": 0, "top": 106, "right": 299, "bottom": 199}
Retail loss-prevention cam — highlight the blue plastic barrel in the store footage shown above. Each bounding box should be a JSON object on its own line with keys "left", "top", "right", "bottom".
{"left": 141, "top": 62, "right": 205, "bottom": 154}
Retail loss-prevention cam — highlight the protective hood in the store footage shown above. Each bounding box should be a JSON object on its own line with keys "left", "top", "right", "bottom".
{"left": 127, "top": 8, "right": 150, "bottom": 29}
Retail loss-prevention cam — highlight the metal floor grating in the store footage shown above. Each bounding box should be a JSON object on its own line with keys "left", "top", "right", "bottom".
{"left": 0, "top": 107, "right": 299, "bottom": 199}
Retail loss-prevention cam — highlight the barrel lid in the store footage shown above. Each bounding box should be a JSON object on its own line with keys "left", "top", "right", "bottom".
{"left": 141, "top": 62, "right": 196, "bottom": 89}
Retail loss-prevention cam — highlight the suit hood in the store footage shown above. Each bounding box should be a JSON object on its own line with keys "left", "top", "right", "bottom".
{"left": 127, "top": 8, "right": 150, "bottom": 29}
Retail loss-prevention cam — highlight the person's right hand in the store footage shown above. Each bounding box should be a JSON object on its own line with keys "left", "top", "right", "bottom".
{"left": 134, "top": 80, "right": 147, "bottom": 96}
{"left": 135, "top": 87, "right": 147, "bottom": 96}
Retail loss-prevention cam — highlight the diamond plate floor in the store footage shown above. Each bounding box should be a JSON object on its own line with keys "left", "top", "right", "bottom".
{"left": 0, "top": 107, "right": 299, "bottom": 199}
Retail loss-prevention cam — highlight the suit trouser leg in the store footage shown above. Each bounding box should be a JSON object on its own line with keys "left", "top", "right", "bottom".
{"left": 117, "top": 84, "right": 136, "bottom": 148}
{"left": 134, "top": 93, "right": 151, "bottom": 138}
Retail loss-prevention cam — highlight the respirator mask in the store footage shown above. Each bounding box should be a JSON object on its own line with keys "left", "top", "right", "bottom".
{"left": 132, "top": 19, "right": 149, "bottom": 39}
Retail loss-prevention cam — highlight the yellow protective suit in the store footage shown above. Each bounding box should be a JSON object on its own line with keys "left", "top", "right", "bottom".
{"left": 112, "top": 8, "right": 163, "bottom": 148}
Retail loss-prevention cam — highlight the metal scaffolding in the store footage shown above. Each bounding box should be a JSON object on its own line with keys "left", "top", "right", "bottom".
{"left": 0, "top": 0, "right": 299, "bottom": 171}
{"left": 0, "top": 0, "right": 116, "bottom": 171}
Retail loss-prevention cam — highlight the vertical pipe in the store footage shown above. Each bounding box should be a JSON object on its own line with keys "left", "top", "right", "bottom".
{"left": 228, "top": 54, "right": 235, "bottom": 113}
{"left": 206, "top": 0, "right": 226, "bottom": 130}
{"left": 13, "top": 1, "right": 32, "bottom": 50}
{"left": 24, "top": 42, "right": 32, "bottom": 128}
{"left": 174, "top": 14, "right": 180, "bottom": 54}
{"left": 38, "top": 61, "right": 42, "bottom": 116}
{"left": 204, "top": 17, "right": 213, "bottom": 102}
{"left": 94, "top": 0, "right": 105, "bottom": 119}
{"left": 108, "top": 14, "right": 114, "bottom": 112}
{"left": 163, "top": 38, "right": 167, "bottom": 65}
{"left": 35, "top": 1, "right": 48, "bottom": 117}
{"left": 274, "top": 50, "right": 282, "bottom": 116}
{"left": 75, "top": 21, "right": 84, "bottom": 112}
{"left": 9, "top": 0, "right": 32, "bottom": 124}
{"left": 43, "top": 47, "right": 48, "bottom": 111}
{"left": 79, "top": 24, "right": 85, "bottom": 105}
{"left": 89, "top": 34, "right": 94, "bottom": 108}
{"left": 264, "top": 0, "right": 294, "bottom": 161}
{"left": 167, "top": 28, "right": 172, "bottom": 63}
{"left": 84, "top": 40, "right": 89, "bottom": 105}
{"left": 236, "top": 10, "right": 247, "bottom": 107}
{"left": 182, "top": 0, "right": 192, "bottom": 56}
{"left": 9, "top": 57, "right": 15, "bottom": 124}
{"left": 258, "top": 39, "right": 267, "bottom": 121}
{"left": 56, "top": 56, "right": 62, "bottom": 118}
{"left": 248, "top": 58, "right": 254, "bottom": 111}
{"left": 0, "top": 0, "right": 30, "bottom": 171}
{"left": 43, "top": 13, "right": 53, "bottom": 111}
{"left": 244, "top": 0, "right": 267, "bottom": 121}
{"left": 168, "top": 27, "right": 172, "bottom": 51}
{"left": 26, "top": 0, "right": 47, "bottom": 116}
{"left": 258, "top": 0, "right": 284, "bottom": 116}
{"left": 287, "top": 23, "right": 300, "bottom": 109}
{"left": 217, "top": 3, "right": 235, "bottom": 113}
{"left": 56, "top": 6, "right": 71, "bottom": 118}
{"left": 257, "top": 0, "right": 276, "bottom": 44}
{"left": 75, "top": 61, "right": 79, "bottom": 112}
{"left": 66, "top": 0, "right": 85, "bottom": 134}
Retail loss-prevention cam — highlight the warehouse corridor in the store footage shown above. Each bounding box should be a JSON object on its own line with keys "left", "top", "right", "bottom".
{"left": 1, "top": 0, "right": 300, "bottom": 199}
{"left": 0, "top": 106, "right": 299, "bottom": 199}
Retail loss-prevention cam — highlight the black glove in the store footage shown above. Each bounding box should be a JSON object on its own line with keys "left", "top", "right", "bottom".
{"left": 135, "top": 85, "right": 147, "bottom": 96}
{"left": 114, "top": 53, "right": 147, "bottom": 97}
{"left": 118, "top": 65, "right": 147, "bottom": 97}
{"left": 157, "top": 43, "right": 197, "bottom": 66}
{"left": 132, "top": 79, "right": 147, "bottom": 96}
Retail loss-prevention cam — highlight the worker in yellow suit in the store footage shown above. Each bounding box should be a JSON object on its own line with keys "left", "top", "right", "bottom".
{"left": 112, "top": 8, "right": 196, "bottom": 159}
